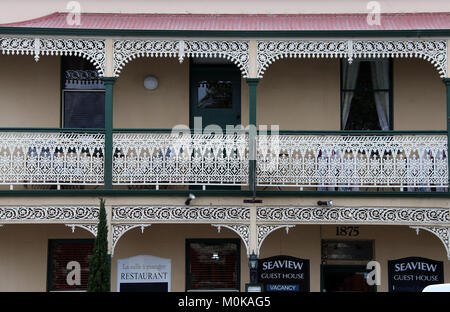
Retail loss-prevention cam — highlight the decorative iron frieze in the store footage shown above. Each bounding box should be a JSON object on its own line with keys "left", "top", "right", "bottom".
{"left": 212, "top": 224, "right": 250, "bottom": 255}
{"left": 410, "top": 226, "right": 450, "bottom": 260}
{"left": 0, "top": 37, "right": 106, "bottom": 76}
{"left": 111, "top": 224, "right": 150, "bottom": 255}
{"left": 257, "top": 206, "right": 450, "bottom": 225}
{"left": 257, "top": 224, "right": 295, "bottom": 256}
{"left": 113, "top": 39, "right": 250, "bottom": 77}
{"left": 65, "top": 223, "right": 98, "bottom": 236}
{"left": 0, "top": 206, "right": 99, "bottom": 222}
{"left": 257, "top": 39, "right": 447, "bottom": 78}
{"left": 112, "top": 205, "right": 250, "bottom": 222}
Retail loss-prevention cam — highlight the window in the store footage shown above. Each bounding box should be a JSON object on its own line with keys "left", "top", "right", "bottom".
{"left": 61, "top": 56, "right": 105, "bottom": 128}
{"left": 321, "top": 240, "right": 374, "bottom": 262}
{"left": 186, "top": 239, "right": 240, "bottom": 291}
{"left": 341, "top": 59, "right": 392, "bottom": 130}
{"left": 47, "top": 239, "right": 94, "bottom": 291}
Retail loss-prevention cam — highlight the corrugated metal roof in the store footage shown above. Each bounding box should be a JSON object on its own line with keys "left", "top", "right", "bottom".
{"left": 1, "top": 12, "right": 449, "bottom": 31}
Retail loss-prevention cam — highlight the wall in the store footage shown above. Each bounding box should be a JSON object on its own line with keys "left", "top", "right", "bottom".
{"left": 0, "top": 55, "right": 60, "bottom": 127}
{"left": 1, "top": 0, "right": 450, "bottom": 24}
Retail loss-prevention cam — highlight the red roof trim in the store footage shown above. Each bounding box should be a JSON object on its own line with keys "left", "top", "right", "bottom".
{"left": 1, "top": 12, "right": 450, "bottom": 31}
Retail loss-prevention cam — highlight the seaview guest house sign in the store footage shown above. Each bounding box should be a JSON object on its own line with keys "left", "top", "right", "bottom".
{"left": 117, "top": 255, "right": 171, "bottom": 292}
{"left": 388, "top": 257, "right": 444, "bottom": 292}
{"left": 257, "top": 255, "right": 310, "bottom": 292}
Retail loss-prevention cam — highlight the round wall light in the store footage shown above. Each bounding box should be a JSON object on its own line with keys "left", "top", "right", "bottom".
{"left": 144, "top": 75, "right": 158, "bottom": 90}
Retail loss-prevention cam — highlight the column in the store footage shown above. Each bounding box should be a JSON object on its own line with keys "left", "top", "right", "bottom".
{"left": 103, "top": 77, "right": 116, "bottom": 189}
{"left": 445, "top": 78, "right": 450, "bottom": 190}
{"left": 247, "top": 78, "right": 259, "bottom": 193}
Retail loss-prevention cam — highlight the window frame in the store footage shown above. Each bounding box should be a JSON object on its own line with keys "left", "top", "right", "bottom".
{"left": 339, "top": 58, "right": 394, "bottom": 131}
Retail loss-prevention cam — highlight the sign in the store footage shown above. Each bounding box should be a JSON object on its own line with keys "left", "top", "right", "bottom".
{"left": 117, "top": 255, "right": 171, "bottom": 292}
{"left": 257, "top": 255, "right": 310, "bottom": 292}
{"left": 388, "top": 257, "right": 444, "bottom": 292}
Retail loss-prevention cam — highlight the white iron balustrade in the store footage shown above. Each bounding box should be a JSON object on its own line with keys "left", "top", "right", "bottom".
{"left": 0, "top": 132, "right": 104, "bottom": 187}
{"left": 256, "top": 134, "right": 448, "bottom": 190}
{"left": 112, "top": 132, "right": 249, "bottom": 187}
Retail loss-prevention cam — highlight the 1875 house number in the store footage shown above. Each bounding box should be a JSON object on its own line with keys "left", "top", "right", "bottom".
{"left": 336, "top": 226, "right": 360, "bottom": 236}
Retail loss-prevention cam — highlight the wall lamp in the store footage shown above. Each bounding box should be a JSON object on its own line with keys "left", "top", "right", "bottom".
{"left": 185, "top": 193, "right": 196, "bottom": 206}
{"left": 317, "top": 200, "right": 333, "bottom": 207}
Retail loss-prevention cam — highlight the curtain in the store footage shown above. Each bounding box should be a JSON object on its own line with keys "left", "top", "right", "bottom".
{"left": 341, "top": 60, "right": 361, "bottom": 129}
{"left": 370, "top": 60, "right": 390, "bottom": 131}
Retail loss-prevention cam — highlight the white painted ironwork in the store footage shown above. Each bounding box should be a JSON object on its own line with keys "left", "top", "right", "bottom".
{"left": 66, "top": 223, "right": 98, "bottom": 236}
{"left": 256, "top": 206, "right": 450, "bottom": 225}
{"left": 410, "top": 226, "right": 450, "bottom": 260}
{"left": 257, "top": 39, "right": 447, "bottom": 78}
{"left": 112, "top": 205, "right": 250, "bottom": 222}
{"left": 257, "top": 134, "right": 448, "bottom": 189}
{"left": 113, "top": 132, "right": 249, "bottom": 186}
{"left": 0, "top": 206, "right": 99, "bottom": 222}
{"left": 111, "top": 224, "right": 150, "bottom": 255}
{"left": 113, "top": 39, "right": 250, "bottom": 77}
{"left": 212, "top": 224, "right": 250, "bottom": 255}
{"left": 257, "top": 224, "right": 295, "bottom": 256}
{"left": 0, "top": 132, "right": 104, "bottom": 186}
{"left": 0, "top": 37, "right": 106, "bottom": 76}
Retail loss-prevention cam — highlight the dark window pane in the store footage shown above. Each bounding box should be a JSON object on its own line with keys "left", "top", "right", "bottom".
{"left": 64, "top": 91, "right": 105, "bottom": 128}
{"left": 188, "top": 241, "right": 239, "bottom": 290}
{"left": 197, "top": 80, "right": 233, "bottom": 109}
{"left": 322, "top": 240, "right": 374, "bottom": 261}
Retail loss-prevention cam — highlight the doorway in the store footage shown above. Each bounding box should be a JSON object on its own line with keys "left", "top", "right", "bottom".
{"left": 321, "top": 265, "right": 376, "bottom": 292}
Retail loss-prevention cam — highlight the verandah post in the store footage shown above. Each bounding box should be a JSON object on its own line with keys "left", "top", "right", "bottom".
{"left": 444, "top": 78, "right": 450, "bottom": 192}
{"left": 102, "top": 77, "right": 116, "bottom": 190}
{"left": 247, "top": 78, "right": 260, "bottom": 194}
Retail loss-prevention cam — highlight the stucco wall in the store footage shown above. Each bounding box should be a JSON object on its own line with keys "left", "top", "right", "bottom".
{"left": 0, "top": 55, "right": 60, "bottom": 127}
{"left": 1, "top": 0, "right": 450, "bottom": 24}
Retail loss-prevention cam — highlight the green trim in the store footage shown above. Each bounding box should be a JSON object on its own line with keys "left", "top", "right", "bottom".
{"left": 185, "top": 238, "right": 241, "bottom": 292}
{"left": 272, "top": 130, "right": 446, "bottom": 135}
{"left": 0, "top": 127, "right": 105, "bottom": 133}
{"left": 102, "top": 78, "right": 116, "bottom": 190}
{"left": 1, "top": 189, "right": 449, "bottom": 198}
{"left": 247, "top": 79, "right": 259, "bottom": 194}
{"left": 46, "top": 238, "right": 95, "bottom": 292}
{"left": 1, "top": 27, "right": 450, "bottom": 38}
{"left": 444, "top": 78, "right": 450, "bottom": 192}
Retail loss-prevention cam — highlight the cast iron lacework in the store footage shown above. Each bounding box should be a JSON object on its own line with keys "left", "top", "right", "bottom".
{"left": 256, "top": 206, "right": 450, "bottom": 225}
{"left": 256, "top": 134, "right": 448, "bottom": 189}
{"left": 410, "top": 226, "right": 450, "bottom": 260}
{"left": 212, "top": 224, "right": 250, "bottom": 255}
{"left": 111, "top": 224, "right": 150, "bottom": 255}
{"left": 112, "top": 206, "right": 250, "bottom": 222}
{"left": 0, "top": 132, "right": 105, "bottom": 187}
{"left": 112, "top": 133, "right": 249, "bottom": 187}
{"left": 0, "top": 37, "right": 106, "bottom": 76}
{"left": 0, "top": 206, "right": 99, "bottom": 222}
{"left": 65, "top": 224, "right": 98, "bottom": 236}
{"left": 257, "top": 39, "right": 447, "bottom": 78}
{"left": 257, "top": 225, "right": 295, "bottom": 256}
{"left": 113, "top": 39, "right": 250, "bottom": 77}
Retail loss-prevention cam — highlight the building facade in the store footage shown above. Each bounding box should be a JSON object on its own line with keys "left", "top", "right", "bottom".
{"left": 0, "top": 0, "right": 449, "bottom": 292}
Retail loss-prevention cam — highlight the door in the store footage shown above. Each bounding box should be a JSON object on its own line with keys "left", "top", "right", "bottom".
{"left": 190, "top": 64, "right": 241, "bottom": 130}
{"left": 321, "top": 265, "right": 376, "bottom": 292}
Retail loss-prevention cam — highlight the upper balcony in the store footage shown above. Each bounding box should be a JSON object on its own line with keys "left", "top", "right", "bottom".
{"left": 0, "top": 35, "right": 448, "bottom": 196}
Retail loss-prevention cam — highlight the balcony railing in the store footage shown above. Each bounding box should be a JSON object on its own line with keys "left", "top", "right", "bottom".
{"left": 257, "top": 131, "right": 448, "bottom": 191}
{"left": 0, "top": 129, "right": 447, "bottom": 192}
{"left": 0, "top": 129, "right": 104, "bottom": 188}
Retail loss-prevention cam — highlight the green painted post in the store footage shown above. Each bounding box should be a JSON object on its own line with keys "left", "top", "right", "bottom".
{"left": 102, "top": 77, "right": 116, "bottom": 190}
{"left": 247, "top": 78, "right": 259, "bottom": 193}
{"left": 444, "top": 78, "right": 450, "bottom": 192}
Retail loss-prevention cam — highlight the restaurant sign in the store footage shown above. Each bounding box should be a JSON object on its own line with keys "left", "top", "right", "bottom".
{"left": 257, "top": 255, "right": 310, "bottom": 292}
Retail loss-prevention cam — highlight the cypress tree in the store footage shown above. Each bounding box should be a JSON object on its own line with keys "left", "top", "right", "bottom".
{"left": 87, "top": 198, "right": 110, "bottom": 292}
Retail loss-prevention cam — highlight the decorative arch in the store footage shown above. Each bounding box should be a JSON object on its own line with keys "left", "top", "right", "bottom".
{"left": 113, "top": 39, "right": 250, "bottom": 78}
{"left": 0, "top": 37, "right": 106, "bottom": 76}
{"left": 65, "top": 224, "right": 97, "bottom": 237}
{"left": 257, "top": 224, "right": 295, "bottom": 256}
{"left": 111, "top": 224, "right": 151, "bottom": 256}
{"left": 212, "top": 224, "right": 250, "bottom": 255}
{"left": 257, "top": 39, "right": 447, "bottom": 78}
{"left": 410, "top": 226, "right": 450, "bottom": 260}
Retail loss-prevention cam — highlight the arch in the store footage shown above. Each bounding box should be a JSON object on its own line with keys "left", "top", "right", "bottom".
{"left": 111, "top": 224, "right": 151, "bottom": 256}
{"left": 257, "top": 39, "right": 447, "bottom": 78}
{"left": 410, "top": 226, "right": 450, "bottom": 260}
{"left": 256, "top": 224, "right": 295, "bottom": 256}
{"left": 113, "top": 39, "right": 250, "bottom": 78}
{"left": 0, "top": 37, "right": 106, "bottom": 76}
{"left": 211, "top": 224, "right": 250, "bottom": 255}
{"left": 65, "top": 224, "right": 97, "bottom": 237}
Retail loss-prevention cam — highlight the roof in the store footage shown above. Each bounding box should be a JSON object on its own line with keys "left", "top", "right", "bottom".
{"left": 1, "top": 12, "right": 449, "bottom": 31}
